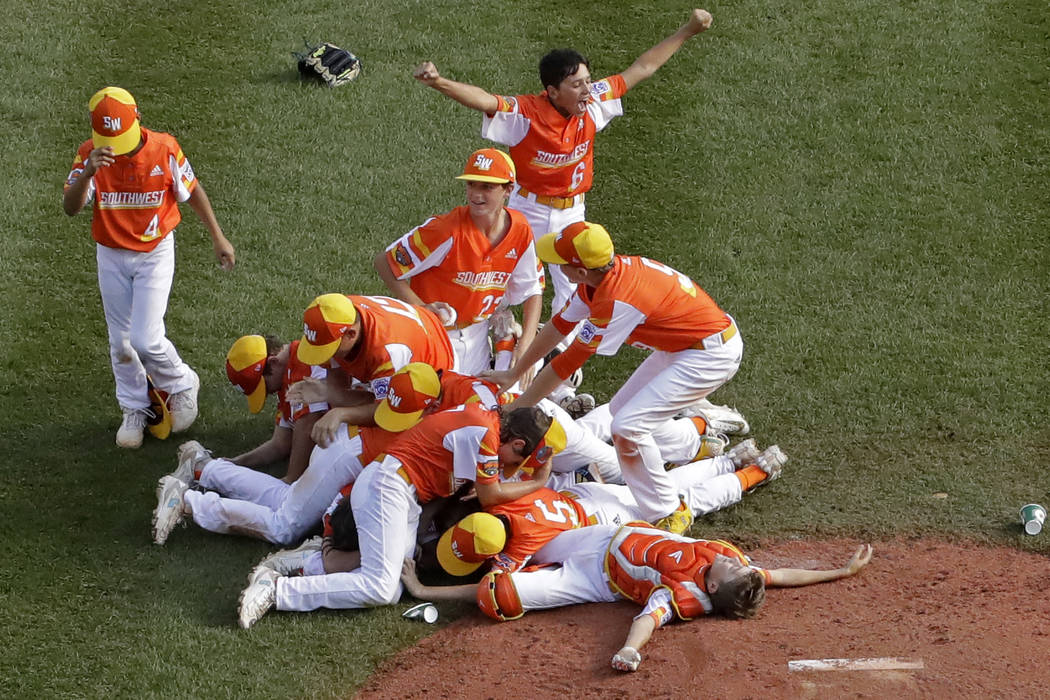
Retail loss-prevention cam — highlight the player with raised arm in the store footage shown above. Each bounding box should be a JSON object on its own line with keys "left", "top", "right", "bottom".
{"left": 413, "top": 9, "right": 714, "bottom": 315}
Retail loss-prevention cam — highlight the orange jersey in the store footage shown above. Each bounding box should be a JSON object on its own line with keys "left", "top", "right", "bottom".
{"left": 604, "top": 524, "right": 769, "bottom": 620}
{"left": 438, "top": 370, "right": 508, "bottom": 410}
{"left": 487, "top": 487, "right": 589, "bottom": 573}
{"left": 276, "top": 340, "right": 329, "bottom": 427}
{"left": 331, "top": 295, "right": 455, "bottom": 397}
{"left": 384, "top": 206, "right": 543, "bottom": 326}
{"left": 550, "top": 256, "right": 732, "bottom": 380}
{"left": 481, "top": 75, "right": 628, "bottom": 197}
{"left": 388, "top": 404, "right": 500, "bottom": 504}
{"left": 65, "top": 128, "right": 197, "bottom": 251}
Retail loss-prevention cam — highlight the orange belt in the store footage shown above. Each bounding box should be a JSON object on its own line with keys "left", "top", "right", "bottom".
{"left": 396, "top": 466, "right": 413, "bottom": 485}
{"left": 690, "top": 320, "right": 738, "bottom": 350}
{"left": 516, "top": 186, "right": 583, "bottom": 210}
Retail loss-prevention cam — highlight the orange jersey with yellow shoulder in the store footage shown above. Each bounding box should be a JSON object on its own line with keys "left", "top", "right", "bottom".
{"left": 550, "top": 255, "right": 732, "bottom": 380}
{"left": 384, "top": 206, "right": 543, "bottom": 326}
{"left": 486, "top": 487, "right": 589, "bottom": 573}
{"left": 389, "top": 404, "right": 500, "bottom": 504}
{"left": 481, "top": 76, "right": 628, "bottom": 197}
{"left": 65, "top": 128, "right": 197, "bottom": 251}
{"left": 331, "top": 295, "right": 455, "bottom": 397}
{"left": 604, "top": 524, "right": 770, "bottom": 620}
{"left": 438, "top": 370, "right": 509, "bottom": 410}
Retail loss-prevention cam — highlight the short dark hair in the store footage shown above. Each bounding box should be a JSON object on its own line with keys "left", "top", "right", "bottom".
{"left": 500, "top": 406, "right": 552, "bottom": 456}
{"left": 709, "top": 569, "right": 766, "bottom": 619}
{"left": 539, "top": 49, "right": 590, "bottom": 90}
{"left": 328, "top": 497, "right": 359, "bottom": 552}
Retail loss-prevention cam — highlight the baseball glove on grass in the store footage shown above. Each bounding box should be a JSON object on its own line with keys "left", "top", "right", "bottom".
{"left": 296, "top": 42, "right": 362, "bottom": 87}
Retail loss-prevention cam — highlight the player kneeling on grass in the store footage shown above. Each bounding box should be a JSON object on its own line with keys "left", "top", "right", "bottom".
{"left": 235, "top": 403, "right": 564, "bottom": 628}
{"left": 401, "top": 524, "right": 873, "bottom": 673}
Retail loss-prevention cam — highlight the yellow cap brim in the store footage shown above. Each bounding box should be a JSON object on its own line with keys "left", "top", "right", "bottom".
{"left": 373, "top": 400, "right": 424, "bottom": 433}
{"left": 296, "top": 336, "right": 340, "bottom": 366}
{"left": 245, "top": 380, "right": 267, "bottom": 414}
{"left": 455, "top": 174, "right": 512, "bottom": 184}
{"left": 436, "top": 526, "right": 486, "bottom": 577}
{"left": 535, "top": 232, "right": 569, "bottom": 264}
{"left": 92, "top": 121, "right": 141, "bottom": 156}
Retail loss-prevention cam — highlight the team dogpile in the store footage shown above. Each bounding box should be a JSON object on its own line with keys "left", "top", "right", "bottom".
{"left": 65, "top": 9, "right": 873, "bottom": 673}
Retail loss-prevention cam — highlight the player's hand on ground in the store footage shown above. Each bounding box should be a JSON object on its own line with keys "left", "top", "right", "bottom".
{"left": 286, "top": 378, "right": 327, "bottom": 405}
{"left": 480, "top": 368, "right": 516, "bottom": 392}
{"left": 311, "top": 410, "right": 347, "bottom": 448}
{"left": 84, "top": 146, "right": 115, "bottom": 175}
{"left": 686, "top": 9, "right": 713, "bottom": 35}
{"left": 414, "top": 61, "right": 440, "bottom": 86}
{"left": 843, "top": 544, "right": 874, "bottom": 576}
{"left": 401, "top": 558, "right": 424, "bottom": 597}
{"left": 213, "top": 234, "right": 235, "bottom": 270}
{"left": 611, "top": 646, "right": 642, "bottom": 672}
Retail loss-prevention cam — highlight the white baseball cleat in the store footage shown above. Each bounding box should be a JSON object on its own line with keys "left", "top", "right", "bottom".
{"left": 726, "top": 439, "right": 761, "bottom": 468}
{"left": 679, "top": 400, "right": 750, "bottom": 436}
{"left": 255, "top": 536, "right": 323, "bottom": 577}
{"left": 238, "top": 567, "right": 279, "bottom": 629}
{"left": 755, "top": 445, "right": 788, "bottom": 482}
{"left": 152, "top": 475, "right": 189, "bottom": 545}
{"left": 169, "top": 368, "right": 200, "bottom": 433}
{"left": 171, "top": 440, "right": 210, "bottom": 484}
{"left": 611, "top": 646, "right": 642, "bottom": 672}
{"left": 116, "top": 408, "right": 151, "bottom": 449}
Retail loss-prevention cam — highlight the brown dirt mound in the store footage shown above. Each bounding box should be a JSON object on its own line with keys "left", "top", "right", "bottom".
{"left": 356, "top": 539, "right": 1050, "bottom": 699}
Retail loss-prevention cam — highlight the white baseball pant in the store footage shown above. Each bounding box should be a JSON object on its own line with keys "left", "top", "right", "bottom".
{"left": 445, "top": 320, "right": 493, "bottom": 377}
{"left": 510, "top": 525, "right": 620, "bottom": 611}
{"left": 507, "top": 189, "right": 584, "bottom": 316}
{"left": 184, "top": 430, "right": 367, "bottom": 546}
{"left": 276, "top": 455, "right": 419, "bottom": 610}
{"left": 610, "top": 330, "right": 744, "bottom": 521}
{"left": 96, "top": 235, "right": 195, "bottom": 409}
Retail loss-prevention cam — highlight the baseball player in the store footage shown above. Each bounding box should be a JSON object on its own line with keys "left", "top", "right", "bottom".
{"left": 63, "top": 87, "right": 235, "bottom": 448}
{"left": 235, "top": 404, "right": 562, "bottom": 628}
{"left": 224, "top": 334, "right": 329, "bottom": 483}
{"left": 488, "top": 222, "right": 744, "bottom": 535}
{"left": 290, "top": 293, "right": 456, "bottom": 447}
{"left": 401, "top": 524, "right": 874, "bottom": 672}
{"left": 374, "top": 148, "right": 543, "bottom": 378}
{"left": 431, "top": 439, "right": 784, "bottom": 577}
{"left": 413, "top": 9, "right": 714, "bottom": 316}
{"left": 152, "top": 362, "right": 474, "bottom": 547}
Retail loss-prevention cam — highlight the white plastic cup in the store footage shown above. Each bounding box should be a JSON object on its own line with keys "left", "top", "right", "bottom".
{"left": 402, "top": 602, "right": 439, "bottom": 624}
{"left": 1020, "top": 503, "right": 1046, "bottom": 536}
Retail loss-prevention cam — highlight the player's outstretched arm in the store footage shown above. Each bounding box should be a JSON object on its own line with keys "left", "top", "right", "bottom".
{"left": 611, "top": 613, "right": 658, "bottom": 672}
{"left": 620, "top": 9, "right": 713, "bottom": 90}
{"left": 187, "top": 184, "right": 235, "bottom": 270}
{"left": 400, "top": 558, "right": 477, "bottom": 601}
{"left": 413, "top": 61, "right": 501, "bottom": 114}
{"left": 766, "top": 544, "right": 874, "bottom": 588}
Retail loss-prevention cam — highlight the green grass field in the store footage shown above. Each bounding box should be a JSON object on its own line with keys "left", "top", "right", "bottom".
{"left": 2, "top": 0, "right": 1047, "bottom": 696}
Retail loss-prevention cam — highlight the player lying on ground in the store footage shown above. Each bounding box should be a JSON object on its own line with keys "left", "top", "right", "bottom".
{"left": 224, "top": 334, "right": 328, "bottom": 483}
{"left": 487, "top": 222, "right": 745, "bottom": 535}
{"left": 429, "top": 439, "right": 786, "bottom": 577}
{"left": 401, "top": 524, "right": 874, "bottom": 672}
{"left": 375, "top": 148, "right": 543, "bottom": 380}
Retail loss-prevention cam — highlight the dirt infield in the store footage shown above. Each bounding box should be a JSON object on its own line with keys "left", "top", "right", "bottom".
{"left": 356, "top": 539, "right": 1049, "bottom": 699}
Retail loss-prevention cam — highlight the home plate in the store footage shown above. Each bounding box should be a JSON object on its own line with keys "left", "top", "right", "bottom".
{"left": 789, "top": 657, "right": 925, "bottom": 672}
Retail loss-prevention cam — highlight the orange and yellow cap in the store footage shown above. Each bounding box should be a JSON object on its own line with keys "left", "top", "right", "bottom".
{"left": 89, "top": 87, "right": 142, "bottom": 156}
{"left": 536, "top": 221, "right": 615, "bottom": 269}
{"left": 437, "top": 512, "right": 508, "bottom": 577}
{"left": 226, "top": 335, "right": 269, "bottom": 414}
{"left": 455, "top": 148, "right": 516, "bottom": 184}
{"left": 373, "top": 362, "right": 442, "bottom": 433}
{"left": 517, "top": 417, "right": 567, "bottom": 475}
{"left": 297, "top": 294, "right": 357, "bottom": 366}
